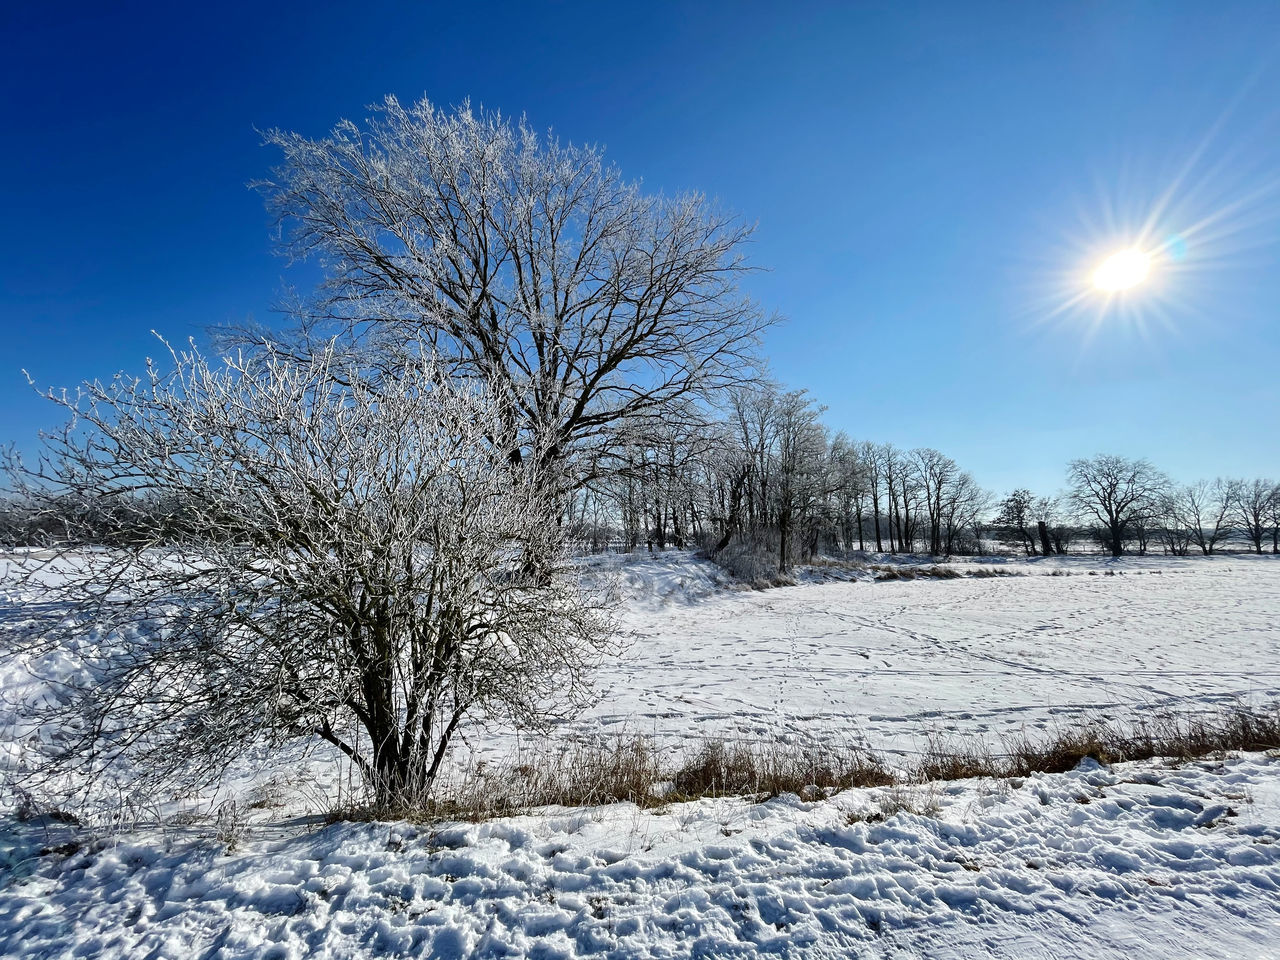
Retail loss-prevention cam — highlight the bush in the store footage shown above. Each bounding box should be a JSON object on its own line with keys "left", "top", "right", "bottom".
{"left": 4, "top": 342, "right": 614, "bottom": 812}
{"left": 708, "top": 534, "right": 795, "bottom": 588}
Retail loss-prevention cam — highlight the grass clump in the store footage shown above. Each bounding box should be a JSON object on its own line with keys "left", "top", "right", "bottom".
{"left": 670, "top": 739, "right": 893, "bottom": 800}
{"left": 917, "top": 704, "right": 1280, "bottom": 782}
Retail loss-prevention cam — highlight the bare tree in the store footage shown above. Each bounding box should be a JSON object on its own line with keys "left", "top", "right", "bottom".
{"left": 913, "top": 448, "right": 957, "bottom": 557}
{"left": 1067, "top": 455, "right": 1168, "bottom": 557}
{"left": 1155, "top": 488, "right": 1195, "bottom": 556}
{"left": 882, "top": 445, "right": 921, "bottom": 553}
{"left": 772, "top": 390, "right": 827, "bottom": 574}
{"left": 1174, "top": 479, "right": 1234, "bottom": 556}
{"left": 1269, "top": 483, "right": 1280, "bottom": 555}
{"left": 726, "top": 382, "right": 779, "bottom": 542}
{"left": 994, "top": 489, "right": 1038, "bottom": 556}
{"left": 1235, "top": 478, "right": 1277, "bottom": 554}
{"left": 1022, "top": 496, "right": 1071, "bottom": 555}
{"left": 938, "top": 470, "right": 989, "bottom": 556}
{"left": 250, "top": 97, "right": 772, "bottom": 491}
{"left": 829, "top": 433, "right": 868, "bottom": 553}
{"left": 3, "top": 341, "right": 612, "bottom": 809}
{"left": 859, "top": 441, "right": 886, "bottom": 552}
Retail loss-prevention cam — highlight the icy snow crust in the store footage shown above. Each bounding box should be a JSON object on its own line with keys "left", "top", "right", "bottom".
{"left": 2, "top": 551, "right": 1280, "bottom": 956}
{"left": 3, "top": 755, "right": 1280, "bottom": 958}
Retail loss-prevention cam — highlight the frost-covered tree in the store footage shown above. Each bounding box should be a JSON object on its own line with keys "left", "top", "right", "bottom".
{"left": 772, "top": 389, "right": 827, "bottom": 573}
{"left": 246, "top": 97, "right": 771, "bottom": 492}
{"left": 909, "top": 450, "right": 987, "bottom": 558}
{"left": 829, "top": 433, "right": 868, "bottom": 553}
{"left": 3, "top": 341, "right": 612, "bottom": 809}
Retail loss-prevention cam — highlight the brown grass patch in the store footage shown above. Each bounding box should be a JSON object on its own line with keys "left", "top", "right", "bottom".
{"left": 328, "top": 704, "right": 1280, "bottom": 822}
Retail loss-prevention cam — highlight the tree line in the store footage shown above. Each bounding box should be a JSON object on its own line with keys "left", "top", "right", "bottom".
{"left": 556, "top": 386, "right": 1280, "bottom": 572}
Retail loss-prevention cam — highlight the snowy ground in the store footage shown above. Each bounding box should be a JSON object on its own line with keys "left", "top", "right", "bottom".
{"left": 581, "top": 552, "right": 1280, "bottom": 762}
{"left": 2, "top": 550, "right": 1280, "bottom": 957}
{"left": 4, "top": 754, "right": 1279, "bottom": 958}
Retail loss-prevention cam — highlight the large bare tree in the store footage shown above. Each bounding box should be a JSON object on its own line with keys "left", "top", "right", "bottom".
{"left": 249, "top": 97, "right": 772, "bottom": 490}
{"left": 1067, "top": 455, "right": 1168, "bottom": 557}
{"left": 3, "top": 342, "right": 611, "bottom": 810}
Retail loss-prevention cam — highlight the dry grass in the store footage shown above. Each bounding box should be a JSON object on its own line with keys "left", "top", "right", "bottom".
{"left": 917, "top": 705, "right": 1280, "bottom": 781}
{"left": 331, "top": 736, "right": 666, "bottom": 823}
{"left": 869, "top": 564, "right": 1019, "bottom": 581}
{"left": 328, "top": 704, "right": 1280, "bottom": 823}
{"left": 669, "top": 739, "right": 893, "bottom": 800}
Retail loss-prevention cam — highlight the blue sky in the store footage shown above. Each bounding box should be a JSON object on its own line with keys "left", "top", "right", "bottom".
{"left": 2, "top": 1, "right": 1278, "bottom": 494}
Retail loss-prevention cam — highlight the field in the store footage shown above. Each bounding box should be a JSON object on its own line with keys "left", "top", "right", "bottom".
{"left": 588, "top": 552, "right": 1280, "bottom": 756}
{"left": 2, "top": 552, "right": 1279, "bottom": 958}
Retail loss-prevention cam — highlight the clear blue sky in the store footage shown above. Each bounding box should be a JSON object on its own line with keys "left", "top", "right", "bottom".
{"left": 3, "top": 1, "right": 1278, "bottom": 495}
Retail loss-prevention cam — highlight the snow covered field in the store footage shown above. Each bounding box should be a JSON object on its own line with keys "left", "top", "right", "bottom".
{"left": 583, "top": 552, "right": 1280, "bottom": 760}
{"left": 2, "top": 551, "right": 1280, "bottom": 957}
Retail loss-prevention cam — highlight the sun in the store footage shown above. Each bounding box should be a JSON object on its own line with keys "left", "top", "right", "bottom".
{"left": 1092, "top": 248, "right": 1152, "bottom": 292}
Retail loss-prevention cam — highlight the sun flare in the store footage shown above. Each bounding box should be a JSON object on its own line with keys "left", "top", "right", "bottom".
{"left": 1091, "top": 248, "right": 1152, "bottom": 292}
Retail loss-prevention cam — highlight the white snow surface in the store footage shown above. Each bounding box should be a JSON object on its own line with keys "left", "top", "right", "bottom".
{"left": 581, "top": 552, "right": 1280, "bottom": 759}
{"left": 3, "top": 754, "right": 1280, "bottom": 958}
{"left": 3, "top": 550, "right": 1280, "bottom": 957}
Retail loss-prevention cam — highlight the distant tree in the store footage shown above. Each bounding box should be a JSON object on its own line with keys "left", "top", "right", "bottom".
{"left": 860, "top": 441, "right": 887, "bottom": 552}
{"left": 772, "top": 390, "right": 827, "bottom": 573}
{"left": 1155, "top": 488, "right": 1195, "bottom": 557}
{"left": 882, "top": 444, "right": 919, "bottom": 553}
{"left": 994, "top": 489, "right": 1038, "bottom": 556}
{"left": 913, "top": 448, "right": 957, "bottom": 557}
{"left": 1174, "top": 479, "right": 1234, "bottom": 556}
{"left": 829, "top": 434, "right": 869, "bottom": 553}
{"left": 1030, "top": 496, "right": 1071, "bottom": 554}
{"left": 3, "top": 342, "right": 612, "bottom": 810}
{"left": 1067, "top": 455, "right": 1168, "bottom": 557}
{"left": 1235, "top": 478, "right": 1277, "bottom": 554}
{"left": 1269, "top": 483, "right": 1280, "bottom": 555}
{"left": 939, "top": 471, "right": 989, "bottom": 556}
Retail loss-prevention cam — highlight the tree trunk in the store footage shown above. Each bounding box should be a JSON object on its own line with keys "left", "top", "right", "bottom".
{"left": 779, "top": 507, "right": 792, "bottom": 574}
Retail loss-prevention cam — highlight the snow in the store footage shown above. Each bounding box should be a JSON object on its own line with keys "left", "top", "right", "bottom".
{"left": 3, "top": 753, "right": 1279, "bottom": 958}
{"left": 580, "top": 552, "right": 1280, "bottom": 761}
{"left": 2, "top": 549, "right": 1279, "bottom": 957}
